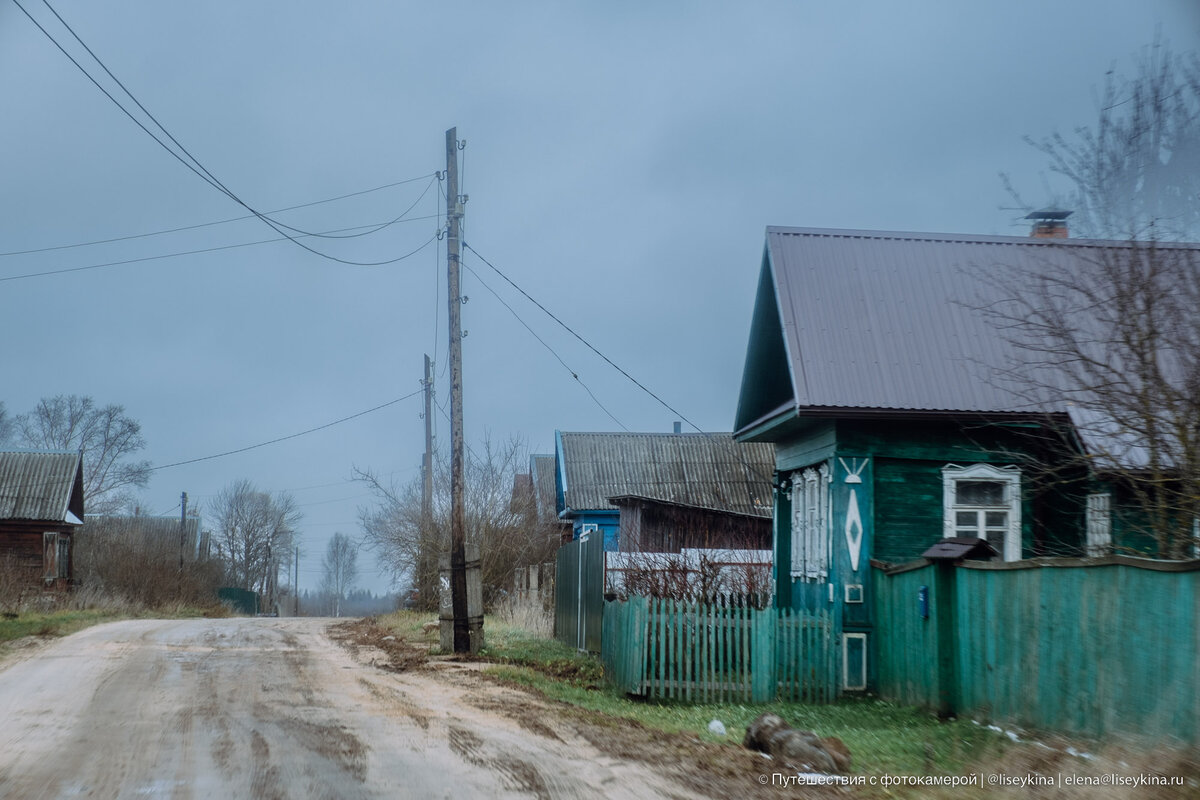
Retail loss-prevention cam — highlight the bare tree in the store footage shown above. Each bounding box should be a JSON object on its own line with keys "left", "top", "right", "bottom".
{"left": 320, "top": 532, "right": 358, "bottom": 617}
{"left": 211, "top": 480, "right": 301, "bottom": 602}
{"left": 992, "top": 42, "right": 1200, "bottom": 557}
{"left": 1011, "top": 39, "right": 1200, "bottom": 240}
{"left": 0, "top": 402, "right": 13, "bottom": 445}
{"left": 356, "top": 434, "right": 558, "bottom": 609}
{"left": 11, "top": 395, "right": 152, "bottom": 514}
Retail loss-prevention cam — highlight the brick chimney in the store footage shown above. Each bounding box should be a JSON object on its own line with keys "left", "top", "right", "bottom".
{"left": 1026, "top": 209, "right": 1072, "bottom": 239}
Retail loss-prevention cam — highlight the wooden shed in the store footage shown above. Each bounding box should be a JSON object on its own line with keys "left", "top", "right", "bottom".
{"left": 0, "top": 450, "right": 85, "bottom": 592}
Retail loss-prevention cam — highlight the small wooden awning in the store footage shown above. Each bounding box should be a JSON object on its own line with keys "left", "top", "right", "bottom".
{"left": 922, "top": 537, "right": 998, "bottom": 562}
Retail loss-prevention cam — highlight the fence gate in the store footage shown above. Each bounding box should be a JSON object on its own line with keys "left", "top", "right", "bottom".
{"left": 554, "top": 532, "right": 604, "bottom": 652}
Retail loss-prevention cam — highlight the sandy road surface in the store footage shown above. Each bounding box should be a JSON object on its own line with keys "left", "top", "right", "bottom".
{"left": 0, "top": 618, "right": 706, "bottom": 800}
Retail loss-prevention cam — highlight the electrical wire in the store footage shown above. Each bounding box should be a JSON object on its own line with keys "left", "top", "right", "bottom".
{"left": 152, "top": 389, "right": 424, "bottom": 470}
{"left": 462, "top": 242, "right": 704, "bottom": 433}
{"left": 17, "top": 0, "right": 435, "bottom": 266}
{"left": 433, "top": 398, "right": 483, "bottom": 465}
{"left": 461, "top": 259, "right": 628, "bottom": 430}
{"left": 461, "top": 243, "right": 776, "bottom": 484}
{"left": 0, "top": 225, "right": 438, "bottom": 284}
{"left": 431, "top": 172, "right": 443, "bottom": 377}
{"left": 0, "top": 174, "right": 437, "bottom": 258}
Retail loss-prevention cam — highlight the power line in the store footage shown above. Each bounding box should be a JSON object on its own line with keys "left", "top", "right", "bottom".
{"left": 16, "top": 0, "right": 435, "bottom": 266}
{"left": 461, "top": 260, "right": 628, "bottom": 430}
{"left": 0, "top": 174, "right": 437, "bottom": 258}
{"left": 462, "top": 242, "right": 705, "bottom": 433}
{"left": 461, "top": 244, "right": 773, "bottom": 484}
{"left": 152, "top": 389, "right": 423, "bottom": 470}
{"left": 0, "top": 224, "right": 438, "bottom": 284}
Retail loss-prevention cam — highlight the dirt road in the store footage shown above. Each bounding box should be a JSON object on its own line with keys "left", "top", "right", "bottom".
{"left": 0, "top": 618, "right": 762, "bottom": 799}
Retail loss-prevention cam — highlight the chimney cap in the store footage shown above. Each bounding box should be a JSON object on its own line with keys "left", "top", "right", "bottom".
{"left": 1024, "top": 209, "right": 1073, "bottom": 221}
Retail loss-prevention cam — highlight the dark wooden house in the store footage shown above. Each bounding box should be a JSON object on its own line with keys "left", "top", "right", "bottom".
{"left": 0, "top": 450, "right": 85, "bottom": 592}
{"left": 553, "top": 431, "right": 775, "bottom": 552}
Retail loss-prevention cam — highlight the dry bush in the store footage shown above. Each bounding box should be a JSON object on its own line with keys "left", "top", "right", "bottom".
{"left": 611, "top": 550, "right": 773, "bottom": 607}
{"left": 358, "top": 434, "right": 560, "bottom": 611}
{"left": 75, "top": 518, "right": 224, "bottom": 609}
{"left": 0, "top": 554, "right": 37, "bottom": 614}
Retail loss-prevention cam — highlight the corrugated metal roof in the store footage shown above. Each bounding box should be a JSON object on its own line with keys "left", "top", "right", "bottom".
{"left": 0, "top": 450, "right": 83, "bottom": 523}
{"left": 764, "top": 226, "right": 1177, "bottom": 414}
{"left": 529, "top": 454, "right": 560, "bottom": 524}
{"left": 83, "top": 515, "right": 201, "bottom": 542}
{"left": 557, "top": 432, "right": 775, "bottom": 517}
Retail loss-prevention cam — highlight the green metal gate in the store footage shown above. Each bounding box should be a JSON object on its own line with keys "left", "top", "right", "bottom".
{"left": 554, "top": 533, "right": 604, "bottom": 652}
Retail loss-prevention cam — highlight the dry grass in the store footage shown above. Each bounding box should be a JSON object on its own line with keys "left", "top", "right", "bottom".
{"left": 491, "top": 594, "right": 553, "bottom": 637}
{"left": 881, "top": 733, "right": 1198, "bottom": 799}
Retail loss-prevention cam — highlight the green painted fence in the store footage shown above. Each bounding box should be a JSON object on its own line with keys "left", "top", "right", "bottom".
{"left": 217, "top": 586, "right": 259, "bottom": 615}
{"left": 874, "top": 557, "right": 1200, "bottom": 743}
{"left": 602, "top": 596, "right": 835, "bottom": 703}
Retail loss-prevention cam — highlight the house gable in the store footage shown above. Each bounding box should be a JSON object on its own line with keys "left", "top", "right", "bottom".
{"left": 734, "top": 247, "right": 796, "bottom": 439}
{"left": 0, "top": 450, "right": 85, "bottom": 591}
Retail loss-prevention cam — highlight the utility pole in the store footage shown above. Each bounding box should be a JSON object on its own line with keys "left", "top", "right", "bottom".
{"left": 445, "top": 127, "right": 470, "bottom": 653}
{"left": 179, "top": 491, "right": 188, "bottom": 571}
{"left": 421, "top": 354, "right": 435, "bottom": 605}
{"left": 423, "top": 354, "right": 434, "bottom": 518}
{"left": 294, "top": 546, "right": 300, "bottom": 617}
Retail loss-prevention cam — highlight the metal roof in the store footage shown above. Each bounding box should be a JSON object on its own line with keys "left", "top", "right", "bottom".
{"left": 922, "top": 537, "right": 999, "bottom": 561}
{"left": 556, "top": 432, "right": 775, "bottom": 517}
{"left": 0, "top": 450, "right": 84, "bottom": 523}
{"left": 529, "top": 454, "right": 562, "bottom": 525}
{"left": 83, "top": 515, "right": 201, "bottom": 542}
{"left": 763, "top": 226, "right": 1139, "bottom": 415}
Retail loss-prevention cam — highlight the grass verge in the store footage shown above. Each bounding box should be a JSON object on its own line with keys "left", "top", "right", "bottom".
{"left": 486, "top": 662, "right": 1007, "bottom": 776}
{"left": 0, "top": 603, "right": 231, "bottom": 646}
{"left": 373, "top": 610, "right": 1010, "bottom": 776}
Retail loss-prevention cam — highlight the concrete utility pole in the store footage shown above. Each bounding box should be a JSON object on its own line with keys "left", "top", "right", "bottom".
{"left": 445, "top": 127, "right": 470, "bottom": 653}
{"left": 294, "top": 546, "right": 300, "bottom": 616}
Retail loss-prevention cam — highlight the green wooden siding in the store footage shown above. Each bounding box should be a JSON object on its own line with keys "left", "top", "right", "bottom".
{"left": 872, "top": 565, "right": 939, "bottom": 707}
{"left": 770, "top": 418, "right": 1094, "bottom": 567}
{"left": 776, "top": 421, "right": 837, "bottom": 472}
{"left": 873, "top": 458, "right": 944, "bottom": 564}
{"left": 873, "top": 559, "right": 1200, "bottom": 742}
{"left": 772, "top": 484, "right": 793, "bottom": 609}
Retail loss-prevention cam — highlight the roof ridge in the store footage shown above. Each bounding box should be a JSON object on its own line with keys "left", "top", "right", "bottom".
{"left": 766, "top": 225, "right": 1200, "bottom": 249}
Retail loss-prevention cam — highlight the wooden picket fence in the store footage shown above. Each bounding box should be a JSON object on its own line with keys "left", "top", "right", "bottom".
{"left": 602, "top": 596, "right": 835, "bottom": 703}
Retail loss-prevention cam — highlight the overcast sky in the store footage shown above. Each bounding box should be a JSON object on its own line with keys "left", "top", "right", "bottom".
{"left": 1, "top": 1, "right": 1196, "bottom": 593}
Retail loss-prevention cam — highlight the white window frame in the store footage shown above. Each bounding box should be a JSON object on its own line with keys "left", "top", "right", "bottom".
{"left": 941, "top": 463, "right": 1021, "bottom": 562}
{"left": 1085, "top": 493, "right": 1112, "bottom": 557}
{"left": 790, "top": 464, "right": 830, "bottom": 581}
{"left": 842, "top": 632, "right": 868, "bottom": 691}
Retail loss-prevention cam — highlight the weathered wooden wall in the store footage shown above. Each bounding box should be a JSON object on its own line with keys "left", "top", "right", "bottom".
{"left": 616, "top": 499, "right": 770, "bottom": 554}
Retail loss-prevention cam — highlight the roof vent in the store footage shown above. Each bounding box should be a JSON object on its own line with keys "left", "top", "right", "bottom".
{"left": 1025, "top": 209, "right": 1072, "bottom": 239}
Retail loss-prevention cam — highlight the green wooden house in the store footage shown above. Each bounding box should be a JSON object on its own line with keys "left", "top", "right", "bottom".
{"left": 732, "top": 226, "right": 1196, "bottom": 692}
